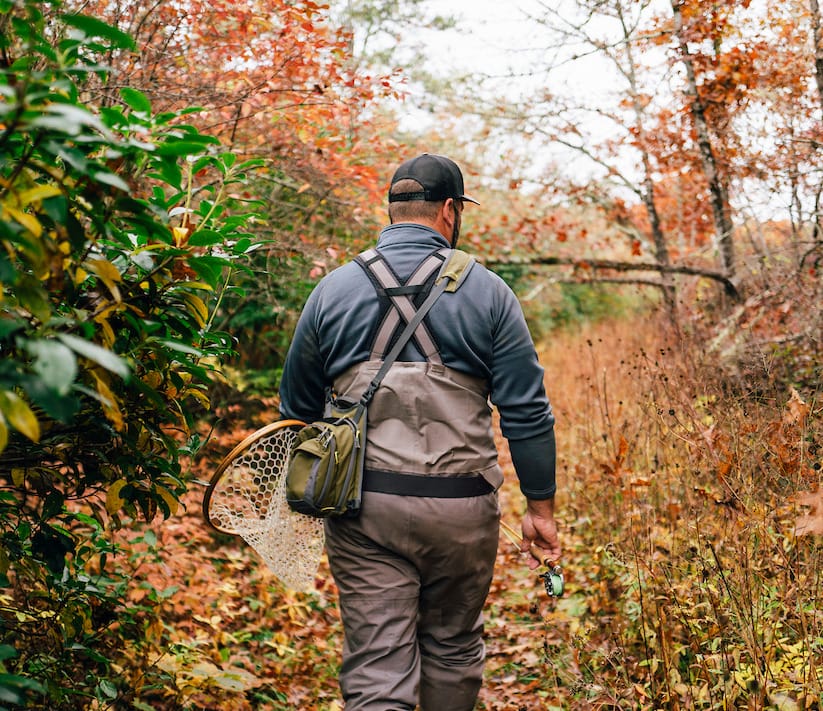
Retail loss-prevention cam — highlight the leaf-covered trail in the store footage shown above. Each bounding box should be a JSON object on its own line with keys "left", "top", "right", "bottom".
{"left": 122, "top": 406, "right": 578, "bottom": 710}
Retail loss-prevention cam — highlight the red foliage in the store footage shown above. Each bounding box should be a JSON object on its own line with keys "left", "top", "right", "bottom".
{"left": 77, "top": 0, "right": 404, "bottom": 236}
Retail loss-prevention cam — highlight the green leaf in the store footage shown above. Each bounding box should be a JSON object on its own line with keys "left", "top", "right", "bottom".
{"left": 156, "top": 340, "right": 203, "bottom": 357}
{"left": 96, "top": 678, "right": 118, "bottom": 699}
{"left": 231, "top": 237, "right": 252, "bottom": 254}
{"left": 14, "top": 276, "right": 52, "bottom": 323}
{"left": 0, "top": 416, "right": 7, "bottom": 454}
{"left": 119, "top": 87, "right": 151, "bottom": 114}
{"left": 41, "top": 195, "right": 68, "bottom": 224}
{"left": 154, "top": 140, "right": 213, "bottom": 157}
{"left": 59, "top": 14, "right": 135, "bottom": 50}
{"left": 71, "top": 512, "right": 101, "bottom": 529}
{"left": 148, "top": 160, "right": 182, "bottom": 191}
{"left": 0, "top": 317, "right": 25, "bottom": 341}
{"left": 23, "top": 339, "right": 77, "bottom": 395}
{"left": 187, "top": 229, "right": 225, "bottom": 247}
{"left": 90, "top": 169, "right": 130, "bottom": 192}
{"left": 25, "top": 381, "right": 80, "bottom": 422}
{"left": 189, "top": 255, "right": 230, "bottom": 287}
{"left": 30, "top": 103, "right": 108, "bottom": 136}
{"left": 55, "top": 333, "right": 131, "bottom": 380}
{"left": 0, "top": 672, "right": 45, "bottom": 703}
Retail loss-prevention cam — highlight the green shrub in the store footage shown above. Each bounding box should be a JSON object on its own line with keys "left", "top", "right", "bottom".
{"left": 0, "top": 1, "right": 261, "bottom": 705}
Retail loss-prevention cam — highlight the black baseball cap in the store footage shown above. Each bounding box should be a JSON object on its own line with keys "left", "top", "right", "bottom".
{"left": 388, "top": 153, "right": 479, "bottom": 205}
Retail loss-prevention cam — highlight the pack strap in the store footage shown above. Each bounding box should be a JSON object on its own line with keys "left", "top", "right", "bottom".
{"left": 358, "top": 248, "right": 449, "bottom": 362}
{"left": 353, "top": 247, "right": 475, "bottom": 413}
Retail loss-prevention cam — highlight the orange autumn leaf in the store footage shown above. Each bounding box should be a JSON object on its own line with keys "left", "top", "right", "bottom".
{"left": 794, "top": 490, "right": 823, "bottom": 537}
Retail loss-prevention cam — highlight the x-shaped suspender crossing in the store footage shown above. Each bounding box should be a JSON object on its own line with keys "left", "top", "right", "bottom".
{"left": 356, "top": 248, "right": 451, "bottom": 364}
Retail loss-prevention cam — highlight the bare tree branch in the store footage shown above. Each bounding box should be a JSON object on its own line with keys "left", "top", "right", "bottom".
{"left": 484, "top": 255, "right": 739, "bottom": 298}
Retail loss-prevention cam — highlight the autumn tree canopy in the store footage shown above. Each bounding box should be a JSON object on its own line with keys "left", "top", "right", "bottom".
{"left": 425, "top": 0, "right": 822, "bottom": 307}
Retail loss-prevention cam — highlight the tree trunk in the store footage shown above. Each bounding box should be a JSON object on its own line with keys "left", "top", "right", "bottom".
{"left": 615, "top": 0, "right": 678, "bottom": 321}
{"left": 810, "top": 0, "right": 823, "bottom": 108}
{"left": 808, "top": 0, "right": 823, "bottom": 246}
{"left": 671, "top": 1, "right": 736, "bottom": 279}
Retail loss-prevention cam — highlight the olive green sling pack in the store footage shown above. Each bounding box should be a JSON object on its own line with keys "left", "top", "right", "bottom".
{"left": 285, "top": 247, "right": 474, "bottom": 518}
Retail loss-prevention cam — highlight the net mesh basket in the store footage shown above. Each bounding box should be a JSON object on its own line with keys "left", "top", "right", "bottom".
{"left": 207, "top": 425, "right": 324, "bottom": 591}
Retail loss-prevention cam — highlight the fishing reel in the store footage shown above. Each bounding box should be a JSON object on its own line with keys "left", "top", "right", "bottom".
{"left": 538, "top": 565, "right": 564, "bottom": 598}
{"left": 499, "top": 520, "right": 565, "bottom": 598}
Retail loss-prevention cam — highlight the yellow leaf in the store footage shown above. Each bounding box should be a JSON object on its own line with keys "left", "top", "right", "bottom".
{"left": 180, "top": 281, "right": 213, "bottom": 292}
{"left": 73, "top": 267, "right": 88, "bottom": 285}
{"left": 172, "top": 226, "right": 188, "bottom": 246}
{"left": 4, "top": 206, "right": 42, "bottom": 237}
{"left": 86, "top": 257, "right": 122, "bottom": 283}
{"left": 11, "top": 468, "right": 25, "bottom": 487}
{"left": 18, "top": 185, "right": 62, "bottom": 206}
{"left": 155, "top": 484, "right": 179, "bottom": 516}
{"left": 85, "top": 257, "right": 122, "bottom": 301}
{"left": 141, "top": 371, "right": 163, "bottom": 389}
{"left": 106, "top": 479, "right": 128, "bottom": 514}
{"left": 90, "top": 371, "right": 124, "bottom": 431}
{"left": 96, "top": 316, "right": 116, "bottom": 348}
{"left": 768, "top": 691, "right": 800, "bottom": 711}
{"left": 0, "top": 416, "right": 6, "bottom": 454}
{"left": 0, "top": 390, "right": 40, "bottom": 442}
{"left": 184, "top": 387, "right": 211, "bottom": 409}
{"left": 182, "top": 293, "right": 208, "bottom": 327}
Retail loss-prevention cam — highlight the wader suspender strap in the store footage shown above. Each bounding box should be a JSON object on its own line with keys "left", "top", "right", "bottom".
{"left": 354, "top": 249, "right": 456, "bottom": 411}
{"left": 357, "top": 247, "right": 450, "bottom": 363}
{"left": 354, "top": 248, "right": 492, "bottom": 498}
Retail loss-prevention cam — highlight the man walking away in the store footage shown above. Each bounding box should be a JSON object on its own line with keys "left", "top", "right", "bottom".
{"left": 279, "top": 153, "right": 560, "bottom": 710}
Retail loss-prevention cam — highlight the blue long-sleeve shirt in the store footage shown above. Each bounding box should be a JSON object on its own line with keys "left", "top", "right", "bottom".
{"left": 279, "top": 223, "right": 556, "bottom": 499}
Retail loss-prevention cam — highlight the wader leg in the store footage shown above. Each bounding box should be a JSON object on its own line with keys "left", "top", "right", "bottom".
{"left": 416, "top": 494, "right": 498, "bottom": 711}
{"left": 325, "top": 501, "right": 421, "bottom": 711}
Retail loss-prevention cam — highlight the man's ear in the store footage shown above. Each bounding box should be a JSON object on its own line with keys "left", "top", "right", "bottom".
{"left": 441, "top": 198, "right": 455, "bottom": 223}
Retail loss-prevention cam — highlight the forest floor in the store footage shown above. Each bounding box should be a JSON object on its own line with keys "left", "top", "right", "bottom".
{"left": 121, "top": 309, "right": 823, "bottom": 710}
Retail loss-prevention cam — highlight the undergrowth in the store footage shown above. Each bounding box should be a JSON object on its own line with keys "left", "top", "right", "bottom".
{"left": 519, "top": 266, "right": 822, "bottom": 709}
{"left": 68, "top": 263, "right": 821, "bottom": 710}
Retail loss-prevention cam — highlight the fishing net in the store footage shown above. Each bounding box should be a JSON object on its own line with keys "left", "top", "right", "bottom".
{"left": 204, "top": 421, "right": 325, "bottom": 592}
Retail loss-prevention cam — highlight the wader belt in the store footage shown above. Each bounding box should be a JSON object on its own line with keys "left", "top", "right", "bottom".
{"left": 363, "top": 469, "right": 494, "bottom": 498}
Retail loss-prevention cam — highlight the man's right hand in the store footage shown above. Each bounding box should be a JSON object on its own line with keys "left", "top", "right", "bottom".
{"left": 520, "top": 497, "right": 561, "bottom": 570}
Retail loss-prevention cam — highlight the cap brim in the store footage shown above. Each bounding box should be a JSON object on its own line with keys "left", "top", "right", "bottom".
{"left": 461, "top": 195, "right": 480, "bottom": 205}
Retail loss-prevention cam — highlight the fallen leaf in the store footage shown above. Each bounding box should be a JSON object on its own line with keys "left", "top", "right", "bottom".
{"left": 794, "top": 490, "right": 823, "bottom": 537}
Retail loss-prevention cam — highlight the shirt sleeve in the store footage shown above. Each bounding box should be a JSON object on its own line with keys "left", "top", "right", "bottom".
{"left": 278, "top": 285, "right": 328, "bottom": 422}
{"left": 487, "top": 274, "right": 555, "bottom": 440}
{"left": 508, "top": 428, "right": 556, "bottom": 499}
{"left": 483, "top": 272, "right": 556, "bottom": 496}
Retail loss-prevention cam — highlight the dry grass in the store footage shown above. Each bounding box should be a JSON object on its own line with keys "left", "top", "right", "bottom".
{"left": 502, "top": 301, "right": 823, "bottom": 709}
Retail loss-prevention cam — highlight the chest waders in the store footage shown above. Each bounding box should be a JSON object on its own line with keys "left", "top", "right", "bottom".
{"left": 323, "top": 247, "right": 506, "bottom": 711}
